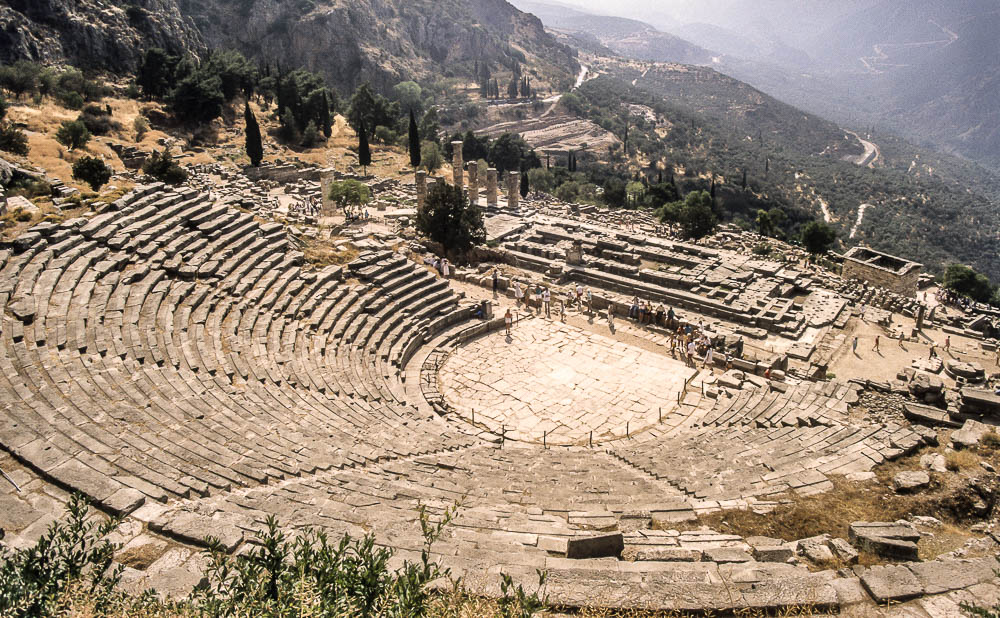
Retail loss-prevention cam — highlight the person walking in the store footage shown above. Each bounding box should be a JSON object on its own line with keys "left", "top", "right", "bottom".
{"left": 576, "top": 283, "right": 583, "bottom": 307}
{"left": 872, "top": 335, "right": 880, "bottom": 352}
{"left": 944, "top": 336, "right": 951, "bottom": 353}
{"left": 852, "top": 336, "right": 858, "bottom": 355}
{"left": 514, "top": 280, "right": 523, "bottom": 306}
{"left": 703, "top": 345, "right": 714, "bottom": 369}
{"left": 542, "top": 287, "right": 551, "bottom": 318}
{"left": 504, "top": 308, "right": 513, "bottom": 336}
{"left": 441, "top": 258, "right": 451, "bottom": 278}
{"left": 586, "top": 289, "right": 593, "bottom": 315}
{"left": 898, "top": 331, "right": 905, "bottom": 347}
{"left": 929, "top": 343, "right": 937, "bottom": 359}
{"left": 492, "top": 268, "right": 499, "bottom": 297}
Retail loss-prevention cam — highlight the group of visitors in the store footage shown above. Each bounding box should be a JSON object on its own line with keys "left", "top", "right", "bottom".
{"left": 627, "top": 296, "right": 676, "bottom": 328}
{"left": 507, "top": 277, "right": 596, "bottom": 322}
{"left": 667, "top": 322, "right": 719, "bottom": 368}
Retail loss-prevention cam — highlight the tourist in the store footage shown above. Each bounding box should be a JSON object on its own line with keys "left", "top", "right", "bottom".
{"left": 576, "top": 283, "right": 583, "bottom": 307}
{"left": 852, "top": 336, "right": 858, "bottom": 355}
{"left": 667, "top": 306, "right": 676, "bottom": 328}
{"left": 860, "top": 303, "right": 866, "bottom": 321}
{"left": 703, "top": 345, "right": 714, "bottom": 368}
{"left": 872, "top": 335, "right": 880, "bottom": 352}
{"left": 629, "top": 296, "right": 639, "bottom": 320}
{"left": 504, "top": 308, "right": 513, "bottom": 336}
{"left": 725, "top": 353, "right": 733, "bottom": 371}
{"left": 442, "top": 258, "right": 451, "bottom": 278}
{"left": 929, "top": 343, "right": 937, "bottom": 359}
{"left": 586, "top": 289, "right": 593, "bottom": 315}
{"left": 608, "top": 305, "right": 615, "bottom": 328}
{"left": 898, "top": 331, "right": 905, "bottom": 347}
{"left": 944, "top": 336, "right": 950, "bottom": 353}
{"left": 432, "top": 257, "right": 440, "bottom": 273}
{"left": 655, "top": 304, "right": 665, "bottom": 326}
{"left": 492, "top": 268, "right": 499, "bottom": 297}
{"left": 686, "top": 340, "right": 696, "bottom": 367}
{"left": 542, "top": 287, "right": 551, "bottom": 318}
{"left": 514, "top": 280, "right": 524, "bottom": 306}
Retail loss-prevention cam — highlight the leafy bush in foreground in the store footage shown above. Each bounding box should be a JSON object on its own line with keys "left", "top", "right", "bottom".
{"left": 0, "top": 496, "right": 548, "bottom": 617}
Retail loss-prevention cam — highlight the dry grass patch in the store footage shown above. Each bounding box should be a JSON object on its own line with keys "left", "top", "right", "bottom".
{"left": 302, "top": 236, "right": 359, "bottom": 267}
{"left": 946, "top": 449, "right": 980, "bottom": 471}
{"left": 682, "top": 477, "right": 926, "bottom": 543}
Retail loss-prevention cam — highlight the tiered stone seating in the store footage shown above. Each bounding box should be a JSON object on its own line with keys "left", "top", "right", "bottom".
{"left": 0, "top": 185, "right": 476, "bottom": 515}
{"left": 612, "top": 383, "right": 924, "bottom": 507}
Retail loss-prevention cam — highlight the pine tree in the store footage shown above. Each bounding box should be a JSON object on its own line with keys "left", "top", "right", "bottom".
{"left": 358, "top": 119, "right": 371, "bottom": 175}
{"left": 408, "top": 108, "right": 421, "bottom": 168}
{"left": 244, "top": 102, "right": 263, "bottom": 167}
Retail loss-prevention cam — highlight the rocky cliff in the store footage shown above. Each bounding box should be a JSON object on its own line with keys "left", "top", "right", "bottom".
{"left": 0, "top": 0, "right": 204, "bottom": 71}
{"left": 0, "top": 0, "right": 578, "bottom": 95}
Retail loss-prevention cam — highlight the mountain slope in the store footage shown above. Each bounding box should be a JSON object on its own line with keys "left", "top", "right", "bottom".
{"left": 0, "top": 0, "right": 205, "bottom": 71}
{"left": 510, "top": 0, "right": 714, "bottom": 65}
{"left": 0, "top": 0, "right": 579, "bottom": 95}
{"left": 176, "top": 0, "right": 578, "bottom": 93}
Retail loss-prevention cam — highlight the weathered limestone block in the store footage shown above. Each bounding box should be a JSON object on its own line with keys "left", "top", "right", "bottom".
{"left": 566, "top": 533, "right": 624, "bottom": 559}
{"left": 486, "top": 168, "right": 498, "bottom": 206}
{"left": 467, "top": 160, "right": 479, "bottom": 204}
{"left": 415, "top": 170, "right": 427, "bottom": 209}
{"left": 451, "top": 141, "right": 463, "bottom": 187}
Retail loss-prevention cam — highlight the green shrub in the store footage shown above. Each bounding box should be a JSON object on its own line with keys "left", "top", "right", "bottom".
{"left": 0, "top": 124, "right": 29, "bottom": 156}
{"left": 72, "top": 156, "right": 112, "bottom": 191}
{"left": 58, "top": 90, "right": 84, "bottom": 110}
{"left": 55, "top": 120, "right": 91, "bottom": 150}
{"left": 0, "top": 494, "right": 126, "bottom": 616}
{"left": 77, "top": 104, "right": 121, "bottom": 136}
{"left": 142, "top": 148, "right": 187, "bottom": 184}
{"left": 133, "top": 116, "right": 149, "bottom": 142}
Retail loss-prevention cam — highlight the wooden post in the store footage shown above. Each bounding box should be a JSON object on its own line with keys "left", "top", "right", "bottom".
{"left": 589, "top": 431, "right": 593, "bottom": 448}
{"left": 543, "top": 430, "right": 547, "bottom": 449}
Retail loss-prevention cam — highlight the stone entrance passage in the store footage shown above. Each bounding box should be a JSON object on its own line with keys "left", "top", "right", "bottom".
{"left": 437, "top": 319, "right": 695, "bottom": 445}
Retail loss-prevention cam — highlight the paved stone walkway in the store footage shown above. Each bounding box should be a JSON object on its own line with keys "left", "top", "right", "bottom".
{"left": 438, "top": 319, "right": 695, "bottom": 444}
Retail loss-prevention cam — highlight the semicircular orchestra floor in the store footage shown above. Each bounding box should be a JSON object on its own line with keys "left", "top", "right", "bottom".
{"left": 436, "top": 319, "right": 695, "bottom": 445}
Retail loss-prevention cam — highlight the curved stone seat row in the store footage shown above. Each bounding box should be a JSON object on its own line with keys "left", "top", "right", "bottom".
{"left": 0, "top": 185, "right": 476, "bottom": 515}
{"left": 142, "top": 440, "right": 1000, "bottom": 613}
{"left": 612, "top": 385, "right": 925, "bottom": 507}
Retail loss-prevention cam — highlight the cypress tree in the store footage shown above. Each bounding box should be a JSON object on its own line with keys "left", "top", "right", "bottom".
{"left": 520, "top": 170, "right": 529, "bottom": 198}
{"left": 358, "top": 119, "right": 371, "bottom": 175}
{"left": 319, "top": 91, "right": 332, "bottom": 138}
{"left": 408, "top": 108, "right": 421, "bottom": 168}
{"left": 244, "top": 102, "right": 263, "bottom": 167}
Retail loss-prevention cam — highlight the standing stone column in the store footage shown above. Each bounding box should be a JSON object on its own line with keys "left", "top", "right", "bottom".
{"left": 451, "top": 141, "right": 464, "bottom": 188}
{"left": 467, "top": 161, "right": 479, "bottom": 205}
{"left": 486, "top": 168, "right": 498, "bottom": 207}
{"left": 507, "top": 171, "right": 520, "bottom": 210}
{"left": 415, "top": 170, "right": 427, "bottom": 209}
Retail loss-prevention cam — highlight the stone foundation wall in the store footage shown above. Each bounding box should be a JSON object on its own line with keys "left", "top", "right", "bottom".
{"left": 842, "top": 259, "right": 920, "bottom": 297}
